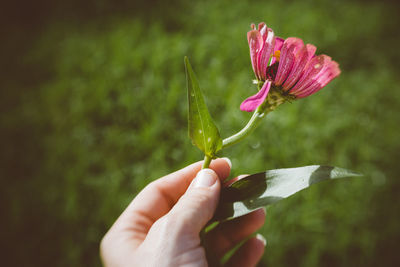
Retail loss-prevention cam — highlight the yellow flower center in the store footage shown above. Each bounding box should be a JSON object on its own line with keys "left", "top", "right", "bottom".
{"left": 273, "top": 50, "right": 281, "bottom": 62}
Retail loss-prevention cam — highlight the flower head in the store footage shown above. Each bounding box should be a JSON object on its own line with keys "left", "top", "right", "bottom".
{"left": 241, "top": 22, "right": 341, "bottom": 112}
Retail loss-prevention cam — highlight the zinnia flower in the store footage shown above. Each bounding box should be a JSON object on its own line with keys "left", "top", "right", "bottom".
{"left": 240, "top": 22, "right": 341, "bottom": 112}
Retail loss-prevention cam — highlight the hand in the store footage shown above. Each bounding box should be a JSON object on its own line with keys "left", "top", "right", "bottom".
{"left": 100, "top": 158, "right": 266, "bottom": 267}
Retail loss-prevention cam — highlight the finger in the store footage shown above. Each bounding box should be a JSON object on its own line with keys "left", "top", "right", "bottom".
{"left": 224, "top": 235, "right": 266, "bottom": 267}
{"left": 125, "top": 157, "right": 231, "bottom": 219}
{"left": 159, "top": 157, "right": 231, "bottom": 189}
{"left": 166, "top": 168, "right": 221, "bottom": 234}
{"left": 109, "top": 158, "right": 231, "bottom": 247}
{"left": 206, "top": 208, "right": 266, "bottom": 257}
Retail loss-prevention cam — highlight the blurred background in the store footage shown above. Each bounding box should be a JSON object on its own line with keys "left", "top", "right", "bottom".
{"left": 1, "top": 0, "right": 400, "bottom": 266}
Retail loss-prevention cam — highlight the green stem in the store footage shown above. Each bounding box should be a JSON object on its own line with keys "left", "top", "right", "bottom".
{"left": 221, "top": 87, "right": 289, "bottom": 150}
{"left": 222, "top": 105, "right": 267, "bottom": 149}
{"left": 202, "top": 155, "right": 212, "bottom": 169}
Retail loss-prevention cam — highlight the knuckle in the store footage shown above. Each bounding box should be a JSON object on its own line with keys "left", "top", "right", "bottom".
{"left": 189, "top": 188, "right": 213, "bottom": 205}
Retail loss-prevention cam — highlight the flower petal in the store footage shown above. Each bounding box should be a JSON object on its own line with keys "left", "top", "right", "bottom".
{"left": 274, "top": 38, "right": 304, "bottom": 86}
{"left": 289, "top": 55, "right": 327, "bottom": 95}
{"left": 296, "top": 60, "right": 341, "bottom": 98}
{"left": 270, "top": 37, "right": 285, "bottom": 65}
{"left": 257, "top": 28, "right": 275, "bottom": 80}
{"left": 258, "top": 22, "right": 268, "bottom": 41}
{"left": 282, "top": 44, "right": 316, "bottom": 91}
{"left": 247, "top": 29, "right": 264, "bottom": 79}
{"left": 240, "top": 81, "right": 272, "bottom": 112}
{"left": 274, "top": 37, "right": 285, "bottom": 51}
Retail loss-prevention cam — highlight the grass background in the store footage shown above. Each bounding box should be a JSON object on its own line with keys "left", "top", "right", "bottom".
{"left": 1, "top": 0, "right": 400, "bottom": 266}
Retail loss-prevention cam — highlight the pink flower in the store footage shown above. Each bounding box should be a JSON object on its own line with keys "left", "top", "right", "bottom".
{"left": 240, "top": 22, "right": 341, "bottom": 112}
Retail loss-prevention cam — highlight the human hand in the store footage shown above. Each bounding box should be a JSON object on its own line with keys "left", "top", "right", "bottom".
{"left": 100, "top": 158, "right": 266, "bottom": 267}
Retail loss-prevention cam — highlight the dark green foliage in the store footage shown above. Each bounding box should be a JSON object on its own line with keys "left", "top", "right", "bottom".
{"left": 215, "top": 166, "right": 361, "bottom": 221}
{"left": 1, "top": 0, "right": 400, "bottom": 266}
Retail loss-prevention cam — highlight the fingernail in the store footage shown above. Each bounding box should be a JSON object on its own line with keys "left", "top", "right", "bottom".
{"left": 256, "top": 233, "right": 267, "bottom": 246}
{"left": 193, "top": 169, "right": 217, "bottom": 188}
{"left": 222, "top": 157, "right": 232, "bottom": 168}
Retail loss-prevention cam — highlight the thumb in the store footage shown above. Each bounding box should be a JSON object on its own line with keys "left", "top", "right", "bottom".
{"left": 168, "top": 168, "right": 220, "bottom": 234}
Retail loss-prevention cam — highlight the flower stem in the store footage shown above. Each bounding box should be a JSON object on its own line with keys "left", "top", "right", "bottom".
{"left": 202, "top": 155, "right": 212, "bottom": 169}
{"left": 221, "top": 87, "right": 289, "bottom": 150}
{"left": 222, "top": 105, "right": 267, "bottom": 149}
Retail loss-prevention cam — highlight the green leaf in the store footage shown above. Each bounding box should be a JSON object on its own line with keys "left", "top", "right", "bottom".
{"left": 213, "top": 165, "right": 362, "bottom": 222}
{"left": 184, "top": 57, "right": 222, "bottom": 157}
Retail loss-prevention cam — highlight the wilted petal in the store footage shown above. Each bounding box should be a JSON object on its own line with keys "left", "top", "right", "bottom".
{"left": 258, "top": 22, "right": 267, "bottom": 40}
{"left": 257, "top": 28, "right": 275, "bottom": 80}
{"left": 282, "top": 44, "right": 316, "bottom": 91}
{"left": 248, "top": 29, "right": 264, "bottom": 79}
{"left": 240, "top": 81, "right": 272, "bottom": 112}
{"left": 274, "top": 38, "right": 304, "bottom": 86}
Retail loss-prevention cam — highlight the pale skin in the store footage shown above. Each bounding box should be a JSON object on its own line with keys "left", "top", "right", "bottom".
{"left": 100, "top": 158, "right": 266, "bottom": 267}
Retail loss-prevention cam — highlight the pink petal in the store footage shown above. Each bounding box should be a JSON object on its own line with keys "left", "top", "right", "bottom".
{"left": 274, "top": 38, "right": 304, "bottom": 86}
{"left": 257, "top": 28, "right": 275, "bottom": 80}
{"left": 289, "top": 55, "right": 328, "bottom": 95}
{"left": 270, "top": 37, "right": 285, "bottom": 65}
{"left": 296, "top": 60, "right": 341, "bottom": 98}
{"left": 282, "top": 44, "right": 316, "bottom": 91}
{"left": 274, "top": 37, "right": 285, "bottom": 51}
{"left": 319, "top": 61, "right": 340, "bottom": 87}
{"left": 247, "top": 29, "right": 263, "bottom": 79}
{"left": 258, "top": 22, "right": 267, "bottom": 41}
{"left": 240, "top": 81, "right": 272, "bottom": 112}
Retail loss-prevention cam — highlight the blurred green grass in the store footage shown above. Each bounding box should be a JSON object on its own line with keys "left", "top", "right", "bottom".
{"left": 1, "top": 0, "right": 400, "bottom": 266}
